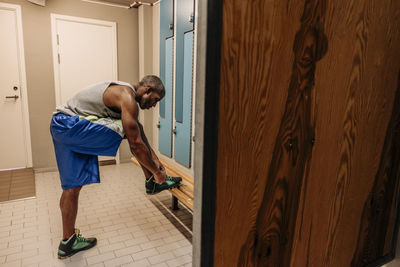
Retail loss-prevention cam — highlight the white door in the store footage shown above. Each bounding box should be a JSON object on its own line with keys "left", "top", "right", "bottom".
{"left": 51, "top": 14, "right": 117, "bottom": 105}
{"left": 51, "top": 14, "right": 119, "bottom": 162}
{"left": 0, "top": 3, "right": 32, "bottom": 170}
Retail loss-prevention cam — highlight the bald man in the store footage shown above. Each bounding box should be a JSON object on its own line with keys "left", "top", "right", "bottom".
{"left": 50, "top": 75, "right": 181, "bottom": 259}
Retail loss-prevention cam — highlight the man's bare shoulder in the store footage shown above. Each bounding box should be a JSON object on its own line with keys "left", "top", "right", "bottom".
{"left": 104, "top": 85, "right": 138, "bottom": 117}
{"left": 105, "top": 84, "right": 135, "bottom": 98}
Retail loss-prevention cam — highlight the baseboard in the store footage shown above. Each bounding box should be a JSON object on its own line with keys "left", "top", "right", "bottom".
{"left": 99, "top": 159, "right": 116, "bottom": 166}
{"left": 34, "top": 167, "right": 58, "bottom": 173}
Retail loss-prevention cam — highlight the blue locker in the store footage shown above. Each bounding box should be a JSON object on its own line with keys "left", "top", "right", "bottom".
{"left": 158, "top": 38, "right": 174, "bottom": 157}
{"left": 174, "top": 32, "right": 194, "bottom": 167}
{"left": 174, "top": 0, "right": 194, "bottom": 167}
{"left": 174, "top": 0, "right": 194, "bottom": 123}
{"left": 158, "top": 0, "right": 174, "bottom": 157}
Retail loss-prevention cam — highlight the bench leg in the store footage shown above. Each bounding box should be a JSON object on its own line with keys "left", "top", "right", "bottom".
{"left": 172, "top": 196, "right": 179, "bottom": 210}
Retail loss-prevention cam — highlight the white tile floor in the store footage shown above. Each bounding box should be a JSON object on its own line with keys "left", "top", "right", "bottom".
{"left": 0, "top": 163, "right": 192, "bottom": 267}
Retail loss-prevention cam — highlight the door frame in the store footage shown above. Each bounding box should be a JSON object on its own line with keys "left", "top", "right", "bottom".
{"left": 0, "top": 2, "right": 32, "bottom": 169}
{"left": 192, "top": 0, "right": 223, "bottom": 266}
{"left": 50, "top": 13, "right": 118, "bottom": 107}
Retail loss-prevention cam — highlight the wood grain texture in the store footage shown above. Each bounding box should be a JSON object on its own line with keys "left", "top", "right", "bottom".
{"left": 351, "top": 73, "right": 400, "bottom": 267}
{"left": 289, "top": 1, "right": 400, "bottom": 266}
{"left": 214, "top": 0, "right": 304, "bottom": 265}
{"left": 237, "top": 0, "right": 328, "bottom": 266}
{"left": 322, "top": 1, "right": 370, "bottom": 264}
{"left": 214, "top": 0, "right": 400, "bottom": 266}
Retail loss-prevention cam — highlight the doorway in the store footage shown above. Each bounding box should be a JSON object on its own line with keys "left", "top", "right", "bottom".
{"left": 50, "top": 14, "right": 119, "bottom": 163}
{"left": 0, "top": 2, "right": 32, "bottom": 170}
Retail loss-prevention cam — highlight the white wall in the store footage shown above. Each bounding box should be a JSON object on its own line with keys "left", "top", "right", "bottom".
{"left": 0, "top": 0, "right": 139, "bottom": 168}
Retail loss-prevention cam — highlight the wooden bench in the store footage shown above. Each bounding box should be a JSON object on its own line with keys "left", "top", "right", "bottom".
{"left": 130, "top": 157, "right": 194, "bottom": 211}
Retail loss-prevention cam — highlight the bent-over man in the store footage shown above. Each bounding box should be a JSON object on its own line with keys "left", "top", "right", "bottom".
{"left": 50, "top": 75, "right": 181, "bottom": 259}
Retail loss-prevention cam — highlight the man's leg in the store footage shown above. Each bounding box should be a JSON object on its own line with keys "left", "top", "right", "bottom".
{"left": 51, "top": 114, "right": 104, "bottom": 258}
{"left": 60, "top": 186, "right": 82, "bottom": 239}
{"left": 58, "top": 184, "right": 97, "bottom": 259}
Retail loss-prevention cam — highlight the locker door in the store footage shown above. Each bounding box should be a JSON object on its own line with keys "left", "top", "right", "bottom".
{"left": 174, "top": 0, "right": 194, "bottom": 167}
{"left": 158, "top": 0, "right": 174, "bottom": 157}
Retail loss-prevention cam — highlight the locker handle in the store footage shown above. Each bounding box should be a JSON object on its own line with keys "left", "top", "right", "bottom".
{"left": 172, "top": 126, "right": 177, "bottom": 135}
{"left": 189, "top": 15, "right": 194, "bottom": 23}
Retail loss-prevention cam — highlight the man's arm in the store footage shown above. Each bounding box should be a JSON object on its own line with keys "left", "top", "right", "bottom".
{"left": 137, "top": 122, "right": 164, "bottom": 170}
{"left": 136, "top": 122, "right": 166, "bottom": 179}
{"left": 120, "top": 92, "right": 166, "bottom": 183}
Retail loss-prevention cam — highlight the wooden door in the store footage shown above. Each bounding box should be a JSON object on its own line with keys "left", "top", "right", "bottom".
{"left": 212, "top": 0, "right": 400, "bottom": 266}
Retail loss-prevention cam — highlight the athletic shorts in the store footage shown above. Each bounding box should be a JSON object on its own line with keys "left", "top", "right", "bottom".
{"left": 50, "top": 113, "right": 123, "bottom": 190}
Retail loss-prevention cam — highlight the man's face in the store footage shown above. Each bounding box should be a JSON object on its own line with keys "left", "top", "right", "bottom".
{"left": 139, "top": 88, "right": 162, "bottom": 110}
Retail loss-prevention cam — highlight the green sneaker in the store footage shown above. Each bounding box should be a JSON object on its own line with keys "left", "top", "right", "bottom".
{"left": 58, "top": 229, "right": 97, "bottom": 259}
{"left": 146, "top": 175, "right": 182, "bottom": 195}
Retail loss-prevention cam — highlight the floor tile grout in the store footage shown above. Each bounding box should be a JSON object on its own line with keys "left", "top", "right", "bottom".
{"left": 0, "top": 163, "right": 192, "bottom": 266}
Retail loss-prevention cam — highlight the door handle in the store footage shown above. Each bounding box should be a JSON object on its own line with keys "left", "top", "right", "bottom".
{"left": 6, "top": 95, "right": 19, "bottom": 99}
{"left": 157, "top": 122, "right": 160, "bottom": 129}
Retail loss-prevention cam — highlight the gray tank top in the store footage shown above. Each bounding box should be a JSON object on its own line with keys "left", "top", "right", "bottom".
{"left": 56, "top": 81, "right": 136, "bottom": 119}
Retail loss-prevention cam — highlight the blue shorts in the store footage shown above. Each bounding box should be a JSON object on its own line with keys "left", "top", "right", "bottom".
{"left": 50, "top": 113, "right": 122, "bottom": 190}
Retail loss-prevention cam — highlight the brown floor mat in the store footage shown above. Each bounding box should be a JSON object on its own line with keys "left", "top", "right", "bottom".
{"left": 0, "top": 168, "right": 35, "bottom": 202}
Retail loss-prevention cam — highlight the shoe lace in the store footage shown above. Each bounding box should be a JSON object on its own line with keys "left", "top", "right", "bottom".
{"left": 75, "top": 229, "right": 88, "bottom": 242}
{"left": 166, "top": 176, "right": 181, "bottom": 183}
{"left": 76, "top": 233, "right": 88, "bottom": 242}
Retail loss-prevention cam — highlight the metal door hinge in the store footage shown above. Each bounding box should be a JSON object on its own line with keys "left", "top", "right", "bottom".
{"left": 192, "top": 136, "right": 195, "bottom": 142}
{"left": 57, "top": 34, "right": 59, "bottom": 45}
{"left": 58, "top": 53, "right": 60, "bottom": 64}
{"left": 169, "top": 23, "right": 174, "bottom": 30}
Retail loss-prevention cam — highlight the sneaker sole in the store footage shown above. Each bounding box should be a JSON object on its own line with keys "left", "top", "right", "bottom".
{"left": 146, "top": 183, "right": 181, "bottom": 195}
{"left": 57, "top": 240, "right": 97, "bottom": 259}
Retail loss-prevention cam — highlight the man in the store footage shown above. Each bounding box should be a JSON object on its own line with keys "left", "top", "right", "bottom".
{"left": 50, "top": 75, "right": 182, "bottom": 259}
